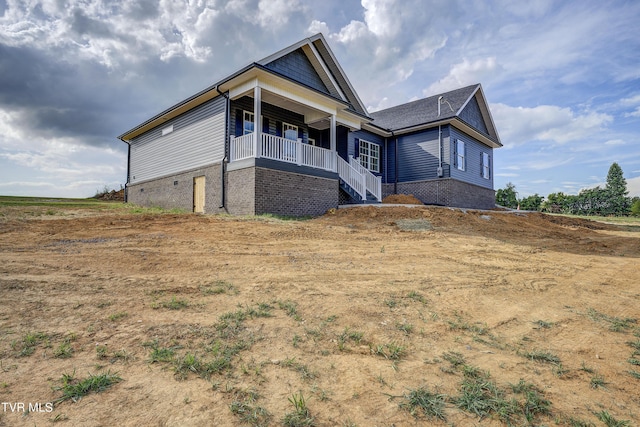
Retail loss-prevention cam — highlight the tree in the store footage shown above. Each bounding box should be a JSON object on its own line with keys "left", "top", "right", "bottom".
{"left": 542, "top": 192, "right": 569, "bottom": 214}
{"left": 631, "top": 198, "right": 640, "bottom": 217}
{"left": 519, "top": 194, "right": 544, "bottom": 211}
{"left": 496, "top": 182, "right": 518, "bottom": 209}
{"left": 604, "top": 162, "right": 630, "bottom": 215}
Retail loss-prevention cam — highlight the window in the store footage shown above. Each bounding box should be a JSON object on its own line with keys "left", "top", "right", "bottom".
{"left": 243, "top": 111, "right": 254, "bottom": 135}
{"left": 482, "top": 152, "right": 490, "bottom": 179}
{"left": 456, "top": 139, "right": 465, "bottom": 171}
{"left": 358, "top": 139, "right": 380, "bottom": 173}
{"left": 308, "top": 138, "right": 316, "bottom": 146}
{"left": 283, "top": 122, "right": 298, "bottom": 141}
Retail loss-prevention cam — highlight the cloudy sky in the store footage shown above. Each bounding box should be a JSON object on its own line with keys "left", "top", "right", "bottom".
{"left": 1, "top": 0, "right": 639, "bottom": 198}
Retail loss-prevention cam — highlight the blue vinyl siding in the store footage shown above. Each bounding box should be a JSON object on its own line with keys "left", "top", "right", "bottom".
{"left": 385, "top": 138, "right": 396, "bottom": 184}
{"left": 264, "top": 48, "right": 329, "bottom": 95}
{"left": 449, "top": 127, "right": 493, "bottom": 189}
{"left": 396, "top": 128, "right": 450, "bottom": 182}
{"left": 458, "top": 95, "right": 488, "bottom": 135}
{"left": 231, "top": 97, "right": 308, "bottom": 142}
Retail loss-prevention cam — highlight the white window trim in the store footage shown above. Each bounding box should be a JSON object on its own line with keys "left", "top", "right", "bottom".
{"left": 482, "top": 152, "right": 490, "bottom": 179}
{"left": 283, "top": 122, "right": 298, "bottom": 141}
{"left": 359, "top": 139, "right": 380, "bottom": 173}
{"left": 308, "top": 137, "right": 316, "bottom": 146}
{"left": 456, "top": 139, "right": 465, "bottom": 171}
{"left": 243, "top": 110, "right": 254, "bottom": 135}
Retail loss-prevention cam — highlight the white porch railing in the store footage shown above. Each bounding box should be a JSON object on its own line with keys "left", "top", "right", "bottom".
{"left": 349, "top": 156, "right": 382, "bottom": 201}
{"left": 230, "top": 134, "right": 254, "bottom": 161}
{"left": 337, "top": 156, "right": 366, "bottom": 200}
{"left": 230, "top": 134, "right": 380, "bottom": 201}
{"left": 231, "top": 134, "right": 337, "bottom": 172}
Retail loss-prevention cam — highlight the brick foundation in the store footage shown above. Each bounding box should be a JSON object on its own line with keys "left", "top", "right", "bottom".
{"left": 126, "top": 164, "right": 225, "bottom": 213}
{"left": 254, "top": 167, "right": 339, "bottom": 216}
{"left": 383, "top": 178, "right": 495, "bottom": 210}
{"left": 126, "top": 162, "right": 339, "bottom": 217}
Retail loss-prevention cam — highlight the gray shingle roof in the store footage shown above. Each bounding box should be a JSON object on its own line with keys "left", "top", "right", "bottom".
{"left": 369, "top": 84, "right": 479, "bottom": 131}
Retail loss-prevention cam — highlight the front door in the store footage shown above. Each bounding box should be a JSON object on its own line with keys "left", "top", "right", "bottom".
{"left": 193, "top": 176, "right": 205, "bottom": 213}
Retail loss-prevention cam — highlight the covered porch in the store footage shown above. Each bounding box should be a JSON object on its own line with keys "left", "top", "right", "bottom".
{"left": 226, "top": 80, "right": 381, "bottom": 201}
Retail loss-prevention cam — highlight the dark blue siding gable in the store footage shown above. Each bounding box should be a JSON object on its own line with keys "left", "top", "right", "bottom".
{"left": 264, "top": 48, "right": 329, "bottom": 94}
{"left": 449, "top": 127, "right": 493, "bottom": 189}
{"left": 458, "top": 95, "right": 488, "bottom": 135}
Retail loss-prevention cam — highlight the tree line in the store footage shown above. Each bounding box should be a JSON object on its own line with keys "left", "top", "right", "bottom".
{"left": 495, "top": 163, "right": 640, "bottom": 216}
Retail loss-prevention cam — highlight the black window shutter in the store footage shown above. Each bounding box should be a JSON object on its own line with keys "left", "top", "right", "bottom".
{"left": 262, "top": 117, "right": 270, "bottom": 134}
{"left": 480, "top": 153, "right": 484, "bottom": 177}
{"left": 453, "top": 139, "right": 457, "bottom": 168}
{"left": 235, "top": 110, "right": 242, "bottom": 137}
{"left": 276, "top": 121, "right": 282, "bottom": 137}
{"left": 354, "top": 138, "right": 360, "bottom": 157}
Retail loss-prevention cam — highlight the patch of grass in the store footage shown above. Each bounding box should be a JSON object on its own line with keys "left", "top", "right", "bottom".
{"left": 628, "top": 370, "right": 640, "bottom": 379}
{"left": 384, "top": 298, "right": 398, "bottom": 309}
{"left": 454, "top": 374, "right": 504, "bottom": 419}
{"left": 143, "top": 340, "right": 179, "bottom": 363}
{"left": 53, "top": 342, "right": 74, "bottom": 359}
{"left": 587, "top": 308, "right": 637, "bottom": 332}
{"left": 337, "top": 327, "right": 364, "bottom": 350}
{"left": 370, "top": 342, "right": 405, "bottom": 360}
{"left": 200, "top": 280, "right": 237, "bottom": 295}
{"left": 590, "top": 374, "right": 607, "bottom": 389}
{"left": 278, "top": 300, "right": 298, "bottom": 318}
{"left": 53, "top": 370, "right": 122, "bottom": 404}
{"left": 154, "top": 296, "right": 189, "bottom": 310}
{"left": 12, "top": 332, "right": 48, "bottom": 357}
{"left": 108, "top": 311, "right": 128, "bottom": 321}
{"left": 523, "top": 350, "right": 561, "bottom": 364}
{"left": 398, "top": 386, "right": 447, "bottom": 421}
{"left": 96, "top": 345, "right": 109, "bottom": 360}
{"left": 396, "top": 322, "right": 414, "bottom": 335}
{"left": 441, "top": 351, "right": 465, "bottom": 367}
{"left": 407, "top": 291, "right": 427, "bottom": 304}
{"left": 229, "top": 389, "right": 271, "bottom": 427}
{"left": 448, "top": 313, "right": 488, "bottom": 335}
{"left": 282, "top": 392, "right": 314, "bottom": 427}
{"left": 627, "top": 358, "right": 640, "bottom": 366}
{"left": 596, "top": 410, "right": 631, "bottom": 427}
{"left": 282, "top": 358, "right": 317, "bottom": 381}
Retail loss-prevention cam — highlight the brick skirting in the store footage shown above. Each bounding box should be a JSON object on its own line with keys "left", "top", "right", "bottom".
{"left": 383, "top": 178, "right": 495, "bottom": 210}
{"left": 127, "top": 163, "right": 339, "bottom": 217}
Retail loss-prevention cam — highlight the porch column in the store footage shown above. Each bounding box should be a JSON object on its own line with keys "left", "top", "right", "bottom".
{"left": 330, "top": 114, "right": 336, "bottom": 152}
{"left": 254, "top": 85, "right": 262, "bottom": 158}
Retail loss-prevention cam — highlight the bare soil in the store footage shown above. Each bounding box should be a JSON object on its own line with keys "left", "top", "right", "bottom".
{"left": 1, "top": 204, "right": 639, "bottom": 426}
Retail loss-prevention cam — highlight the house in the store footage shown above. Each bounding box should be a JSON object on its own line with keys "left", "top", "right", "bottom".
{"left": 118, "top": 33, "right": 502, "bottom": 216}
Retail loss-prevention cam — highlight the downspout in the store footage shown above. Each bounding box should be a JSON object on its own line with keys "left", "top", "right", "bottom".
{"left": 118, "top": 136, "right": 130, "bottom": 203}
{"left": 393, "top": 131, "right": 398, "bottom": 194}
{"left": 126, "top": 143, "right": 131, "bottom": 203}
{"left": 216, "top": 86, "right": 230, "bottom": 209}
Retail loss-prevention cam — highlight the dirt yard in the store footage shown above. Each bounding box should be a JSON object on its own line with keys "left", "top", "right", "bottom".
{"left": 1, "top": 203, "right": 638, "bottom": 426}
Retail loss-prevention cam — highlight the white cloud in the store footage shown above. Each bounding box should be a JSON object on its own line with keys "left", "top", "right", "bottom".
{"left": 628, "top": 176, "right": 640, "bottom": 197}
{"left": 425, "top": 57, "right": 499, "bottom": 95}
{"left": 490, "top": 103, "right": 613, "bottom": 146}
{"left": 624, "top": 107, "right": 640, "bottom": 118}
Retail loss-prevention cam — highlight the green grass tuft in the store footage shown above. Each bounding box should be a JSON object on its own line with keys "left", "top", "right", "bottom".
{"left": 399, "top": 386, "right": 447, "bottom": 420}
{"left": 53, "top": 371, "right": 122, "bottom": 404}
